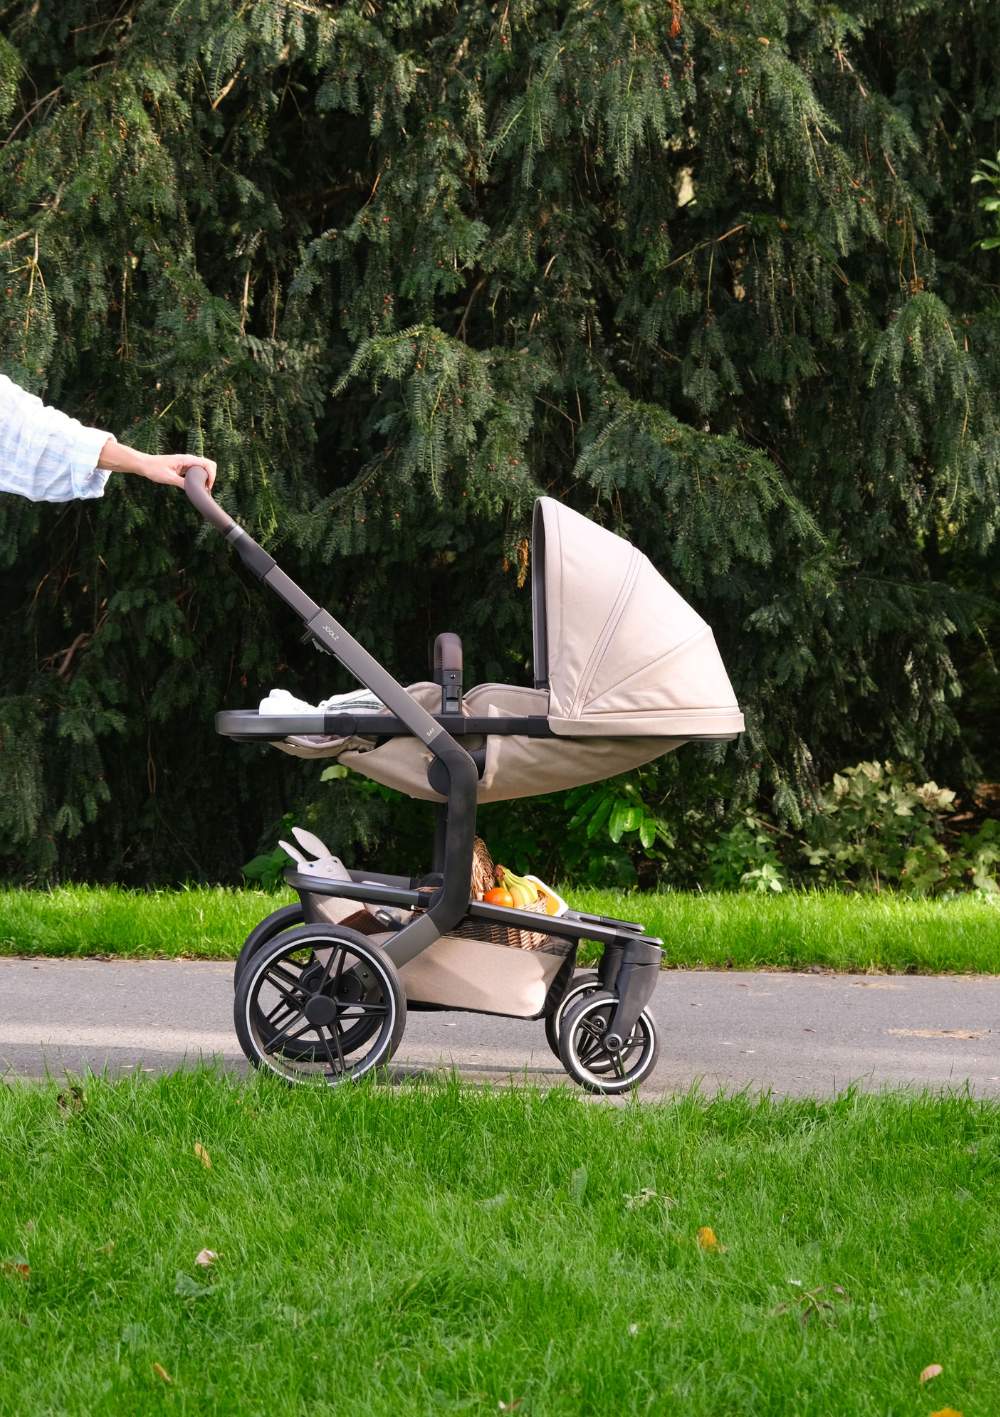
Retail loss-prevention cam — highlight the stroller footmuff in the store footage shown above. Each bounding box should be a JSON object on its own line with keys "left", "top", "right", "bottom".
{"left": 186, "top": 474, "right": 743, "bottom": 1095}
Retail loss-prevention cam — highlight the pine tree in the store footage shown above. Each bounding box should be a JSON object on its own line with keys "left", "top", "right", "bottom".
{"left": 0, "top": 0, "right": 997, "bottom": 881}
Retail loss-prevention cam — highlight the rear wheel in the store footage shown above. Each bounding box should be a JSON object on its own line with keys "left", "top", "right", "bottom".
{"left": 234, "top": 925, "right": 405, "bottom": 1086}
{"left": 558, "top": 991, "right": 658, "bottom": 1096}
{"left": 235, "top": 903, "right": 323, "bottom": 1061}
{"left": 234, "top": 903, "right": 304, "bottom": 989}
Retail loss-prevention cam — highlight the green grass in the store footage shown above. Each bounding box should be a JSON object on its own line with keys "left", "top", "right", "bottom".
{"left": 0, "top": 884, "right": 998, "bottom": 973}
{"left": 0, "top": 885, "right": 294, "bottom": 961}
{"left": 1, "top": 1073, "right": 997, "bottom": 1416}
{"left": 572, "top": 887, "right": 1000, "bottom": 974}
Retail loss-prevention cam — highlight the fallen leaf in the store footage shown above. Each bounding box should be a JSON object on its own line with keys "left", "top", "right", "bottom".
{"left": 195, "top": 1249, "right": 218, "bottom": 1268}
{"left": 772, "top": 1283, "right": 849, "bottom": 1326}
{"left": 56, "top": 1084, "right": 87, "bottom": 1115}
{"left": 193, "top": 1142, "right": 212, "bottom": 1169}
{"left": 929, "top": 1409, "right": 963, "bottom": 1417}
{"left": 498, "top": 1400, "right": 523, "bottom": 1412}
{"left": 1, "top": 1255, "right": 29, "bottom": 1279}
{"left": 920, "top": 1364, "right": 943, "bottom": 1384}
{"left": 152, "top": 1363, "right": 172, "bottom": 1384}
{"left": 697, "top": 1226, "right": 724, "bottom": 1252}
{"left": 627, "top": 1322, "right": 640, "bottom": 1336}
{"left": 888, "top": 1028, "right": 987, "bottom": 1040}
{"left": 97, "top": 1241, "right": 116, "bottom": 1256}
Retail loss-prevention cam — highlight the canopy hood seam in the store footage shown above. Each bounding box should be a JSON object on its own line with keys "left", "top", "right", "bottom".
{"left": 567, "top": 545, "right": 642, "bottom": 722}
{"left": 581, "top": 623, "right": 715, "bottom": 713}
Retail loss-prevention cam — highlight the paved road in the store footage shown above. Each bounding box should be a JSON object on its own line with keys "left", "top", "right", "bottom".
{"left": 1, "top": 958, "right": 998, "bottom": 1097}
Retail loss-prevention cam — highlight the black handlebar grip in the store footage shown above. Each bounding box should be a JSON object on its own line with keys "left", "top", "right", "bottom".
{"left": 433, "top": 632, "right": 463, "bottom": 676}
{"left": 184, "top": 465, "right": 237, "bottom": 535}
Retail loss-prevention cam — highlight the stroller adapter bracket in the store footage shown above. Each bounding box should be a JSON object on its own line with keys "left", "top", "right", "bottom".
{"left": 433, "top": 632, "right": 463, "bottom": 714}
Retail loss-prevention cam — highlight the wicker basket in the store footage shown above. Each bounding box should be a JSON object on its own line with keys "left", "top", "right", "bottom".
{"left": 449, "top": 893, "right": 556, "bottom": 952}
{"left": 379, "top": 889, "right": 563, "bottom": 954}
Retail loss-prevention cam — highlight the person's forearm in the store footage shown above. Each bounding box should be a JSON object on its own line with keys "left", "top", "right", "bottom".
{"left": 97, "top": 437, "right": 151, "bottom": 475}
{"left": 95, "top": 437, "right": 217, "bottom": 490}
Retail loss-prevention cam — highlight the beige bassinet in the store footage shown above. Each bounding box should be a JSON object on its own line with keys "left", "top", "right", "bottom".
{"left": 264, "top": 496, "right": 744, "bottom": 801}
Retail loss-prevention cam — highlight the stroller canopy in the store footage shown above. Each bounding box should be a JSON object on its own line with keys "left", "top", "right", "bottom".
{"left": 532, "top": 498, "right": 744, "bottom": 739}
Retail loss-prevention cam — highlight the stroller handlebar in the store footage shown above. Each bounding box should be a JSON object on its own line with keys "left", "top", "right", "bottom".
{"left": 184, "top": 465, "right": 237, "bottom": 535}
{"left": 187, "top": 464, "right": 480, "bottom": 939}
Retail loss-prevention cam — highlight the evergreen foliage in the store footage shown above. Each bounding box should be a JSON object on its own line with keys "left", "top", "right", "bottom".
{"left": 0, "top": 0, "right": 997, "bottom": 882}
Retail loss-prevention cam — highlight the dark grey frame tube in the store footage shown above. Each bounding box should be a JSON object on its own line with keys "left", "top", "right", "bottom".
{"left": 185, "top": 468, "right": 477, "bottom": 965}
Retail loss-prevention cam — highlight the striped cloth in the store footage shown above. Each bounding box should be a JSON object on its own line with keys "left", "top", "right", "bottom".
{"left": 0, "top": 373, "right": 112, "bottom": 502}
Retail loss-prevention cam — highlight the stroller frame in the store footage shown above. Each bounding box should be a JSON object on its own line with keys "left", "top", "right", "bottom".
{"left": 186, "top": 472, "right": 665, "bottom": 1084}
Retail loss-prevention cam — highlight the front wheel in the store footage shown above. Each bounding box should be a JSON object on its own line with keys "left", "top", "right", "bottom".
{"left": 234, "top": 924, "right": 406, "bottom": 1086}
{"left": 558, "top": 991, "right": 658, "bottom": 1096}
{"left": 544, "top": 971, "right": 601, "bottom": 1061}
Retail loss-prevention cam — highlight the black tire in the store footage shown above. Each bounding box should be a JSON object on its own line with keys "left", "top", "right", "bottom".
{"left": 558, "top": 990, "right": 658, "bottom": 1096}
{"left": 234, "top": 903, "right": 305, "bottom": 990}
{"left": 235, "top": 903, "right": 330, "bottom": 1062}
{"left": 544, "top": 971, "right": 601, "bottom": 1061}
{"left": 234, "top": 924, "right": 406, "bottom": 1086}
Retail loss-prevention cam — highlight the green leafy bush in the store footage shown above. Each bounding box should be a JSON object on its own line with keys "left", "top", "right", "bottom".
{"left": 488, "top": 760, "right": 999, "bottom": 896}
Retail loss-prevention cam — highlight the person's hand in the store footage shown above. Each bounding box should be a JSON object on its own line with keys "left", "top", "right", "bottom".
{"left": 98, "top": 438, "right": 218, "bottom": 491}
{"left": 132, "top": 452, "right": 218, "bottom": 491}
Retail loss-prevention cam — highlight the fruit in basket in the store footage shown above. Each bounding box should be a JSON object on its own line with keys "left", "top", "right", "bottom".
{"left": 484, "top": 885, "right": 515, "bottom": 908}
{"left": 526, "top": 876, "right": 565, "bottom": 916}
{"left": 496, "top": 867, "right": 540, "bottom": 909}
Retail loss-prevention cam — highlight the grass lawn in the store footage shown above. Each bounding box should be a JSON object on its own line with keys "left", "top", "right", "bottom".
{"left": 0, "top": 1073, "right": 996, "bottom": 1416}
{"left": 0, "top": 884, "right": 997, "bottom": 973}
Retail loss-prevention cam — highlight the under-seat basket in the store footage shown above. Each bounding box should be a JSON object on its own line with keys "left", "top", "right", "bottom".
{"left": 443, "top": 904, "right": 569, "bottom": 956}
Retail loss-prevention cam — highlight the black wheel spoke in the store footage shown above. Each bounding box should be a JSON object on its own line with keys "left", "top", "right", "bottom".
{"left": 262, "top": 1017, "right": 313, "bottom": 1054}
{"left": 317, "top": 1024, "right": 342, "bottom": 1077}
{"left": 265, "top": 978, "right": 304, "bottom": 1011}
{"left": 333, "top": 999, "right": 389, "bottom": 1016}
{"left": 269, "top": 963, "right": 307, "bottom": 992}
{"left": 318, "top": 945, "right": 346, "bottom": 993}
{"left": 577, "top": 1035, "right": 601, "bottom": 1063}
{"left": 264, "top": 998, "right": 299, "bottom": 1030}
{"left": 577, "top": 1017, "right": 610, "bottom": 1064}
{"left": 326, "top": 1020, "right": 348, "bottom": 1075}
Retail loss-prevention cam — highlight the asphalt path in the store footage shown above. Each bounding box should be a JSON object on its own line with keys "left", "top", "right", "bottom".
{"left": 1, "top": 958, "right": 998, "bottom": 1097}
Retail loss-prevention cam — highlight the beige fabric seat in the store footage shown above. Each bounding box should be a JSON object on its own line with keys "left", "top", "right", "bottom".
{"left": 274, "top": 680, "right": 676, "bottom": 802}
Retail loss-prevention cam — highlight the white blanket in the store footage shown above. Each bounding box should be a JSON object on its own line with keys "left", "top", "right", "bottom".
{"left": 259, "top": 687, "right": 384, "bottom": 715}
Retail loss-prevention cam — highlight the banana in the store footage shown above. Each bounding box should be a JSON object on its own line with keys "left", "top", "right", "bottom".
{"left": 497, "top": 866, "right": 539, "bottom": 908}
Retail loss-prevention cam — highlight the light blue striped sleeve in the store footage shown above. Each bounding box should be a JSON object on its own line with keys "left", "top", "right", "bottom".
{"left": 0, "top": 373, "right": 113, "bottom": 502}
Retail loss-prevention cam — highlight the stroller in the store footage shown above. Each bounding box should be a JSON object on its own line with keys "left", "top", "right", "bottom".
{"left": 185, "top": 471, "right": 743, "bottom": 1095}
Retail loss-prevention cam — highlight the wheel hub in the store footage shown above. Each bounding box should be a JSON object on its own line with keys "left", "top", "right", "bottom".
{"left": 303, "top": 993, "right": 337, "bottom": 1027}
